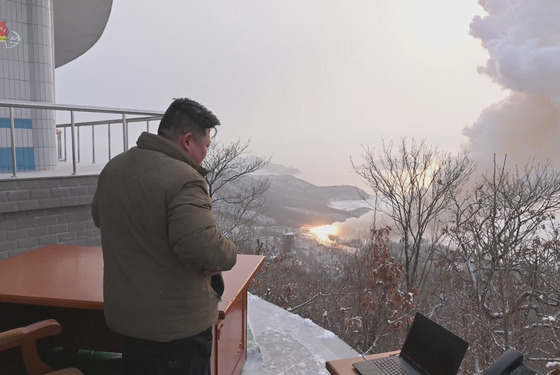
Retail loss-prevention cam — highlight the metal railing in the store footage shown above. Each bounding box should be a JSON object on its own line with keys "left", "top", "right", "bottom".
{"left": 0, "top": 100, "right": 163, "bottom": 177}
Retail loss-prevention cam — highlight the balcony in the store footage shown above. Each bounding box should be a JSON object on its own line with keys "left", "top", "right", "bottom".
{"left": 0, "top": 100, "right": 358, "bottom": 374}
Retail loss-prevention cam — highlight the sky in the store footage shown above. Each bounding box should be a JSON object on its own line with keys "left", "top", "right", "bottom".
{"left": 55, "top": 0, "right": 556, "bottom": 188}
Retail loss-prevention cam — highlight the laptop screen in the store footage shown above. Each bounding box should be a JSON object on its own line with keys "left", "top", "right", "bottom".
{"left": 400, "top": 313, "right": 469, "bottom": 375}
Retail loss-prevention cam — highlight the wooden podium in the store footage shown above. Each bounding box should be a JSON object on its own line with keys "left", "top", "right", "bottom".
{"left": 0, "top": 245, "right": 264, "bottom": 375}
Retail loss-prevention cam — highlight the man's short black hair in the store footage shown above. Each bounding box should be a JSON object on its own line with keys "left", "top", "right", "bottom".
{"left": 157, "top": 98, "right": 220, "bottom": 141}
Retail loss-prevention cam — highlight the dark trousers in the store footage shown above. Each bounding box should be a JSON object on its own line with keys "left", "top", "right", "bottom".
{"left": 121, "top": 326, "right": 213, "bottom": 375}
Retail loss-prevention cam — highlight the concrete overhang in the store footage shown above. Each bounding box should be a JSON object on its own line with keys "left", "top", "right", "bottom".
{"left": 53, "top": 0, "right": 113, "bottom": 68}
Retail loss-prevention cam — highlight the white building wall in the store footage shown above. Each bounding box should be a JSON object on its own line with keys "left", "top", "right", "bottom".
{"left": 0, "top": 0, "right": 56, "bottom": 172}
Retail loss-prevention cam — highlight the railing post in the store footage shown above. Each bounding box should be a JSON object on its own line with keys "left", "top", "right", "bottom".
{"left": 70, "top": 110, "right": 77, "bottom": 175}
{"left": 64, "top": 126, "right": 67, "bottom": 161}
{"left": 92, "top": 125, "right": 96, "bottom": 163}
{"left": 122, "top": 113, "right": 128, "bottom": 151}
{"left": 9, "top": 107, "right": 17, "bottom": 178}
{"left": 146, "top": 120, "right": 150, "bottom": 132}
{"left": 108, "top": 123, "right": 112, "bottom": 160}
{"left": 77, "top": 125, "right": 81, "bottom": 163}
{"left": 56, "top": 128, "right": 63, "bottom": 160}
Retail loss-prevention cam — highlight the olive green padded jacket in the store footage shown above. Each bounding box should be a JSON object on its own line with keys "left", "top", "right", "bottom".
{"left": 91, "top": 132, "right": 237, "bottom": 341}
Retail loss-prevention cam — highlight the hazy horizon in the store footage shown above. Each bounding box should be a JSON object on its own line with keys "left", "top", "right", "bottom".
{"left": 55, "top": 1, "right": 560, "bottom": 187}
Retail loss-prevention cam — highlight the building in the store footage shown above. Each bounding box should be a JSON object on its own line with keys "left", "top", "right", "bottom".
{"left": 0, "top": 0, "right": 112, "bottom": 172}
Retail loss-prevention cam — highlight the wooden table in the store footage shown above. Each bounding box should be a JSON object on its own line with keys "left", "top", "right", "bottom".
{"left": 326, "top": 351, "right": 400, "bottom": 375}
{"left": 0, "top": 244, "right": 264, "bottom": 375}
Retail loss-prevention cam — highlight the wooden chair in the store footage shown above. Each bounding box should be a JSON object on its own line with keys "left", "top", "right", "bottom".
{"left": 0, "top": 319, "right": 83, "bottom": 375}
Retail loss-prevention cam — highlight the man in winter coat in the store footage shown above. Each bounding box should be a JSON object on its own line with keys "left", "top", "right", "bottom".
{"left": 91, "top": 97, "right": 237, "bottom": 375}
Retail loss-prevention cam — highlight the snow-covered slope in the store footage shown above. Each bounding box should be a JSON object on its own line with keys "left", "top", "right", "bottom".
{"left": 241, "top": 293, "right": 359, "bottom": 375}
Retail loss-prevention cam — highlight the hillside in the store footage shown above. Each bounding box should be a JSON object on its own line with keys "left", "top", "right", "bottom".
{"left": 263, "top": 173, "right": 371, "bottom": 227}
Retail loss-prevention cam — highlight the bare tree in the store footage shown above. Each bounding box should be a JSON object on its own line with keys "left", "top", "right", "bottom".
{"left": 248, "top": 227, "right": 415, "bottom": 356}
{"left": 352, "top": 138, "right": 475, "bottom": 290}
{"left": 444, "top": 156, "right": 560, "bottom": 373}
{"left": 338, "top": 227, "right": 416, "bottom": 354}
{"left": 203, "top": 139, "right": 270, "bottom": 251}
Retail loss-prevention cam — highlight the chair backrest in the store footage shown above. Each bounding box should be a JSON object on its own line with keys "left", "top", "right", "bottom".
{"left": 0, "top": 319, "right": 84, "bottom": 375}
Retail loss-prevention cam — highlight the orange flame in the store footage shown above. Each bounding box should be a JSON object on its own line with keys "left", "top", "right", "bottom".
{"left": 309, "top": 224, "right": 338, "bottom": 242}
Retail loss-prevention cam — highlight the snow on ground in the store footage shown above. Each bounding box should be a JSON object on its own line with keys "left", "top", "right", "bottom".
{"left": 241, "top": 293, "right": 359, "bottom": 375}
{"left": 328, "top": 199, "right": 372, "bottom": 211}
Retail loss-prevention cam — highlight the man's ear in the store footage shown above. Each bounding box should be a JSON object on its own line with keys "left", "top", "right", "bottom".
{"left": 177, "top": 133, "right": 193, "bottom": 149}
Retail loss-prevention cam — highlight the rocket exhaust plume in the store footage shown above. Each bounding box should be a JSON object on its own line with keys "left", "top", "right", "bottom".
{"left": 463, "top": 0, "right": 560, "bottom": 168}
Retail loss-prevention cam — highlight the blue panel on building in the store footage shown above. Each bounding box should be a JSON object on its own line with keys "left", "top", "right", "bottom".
{"left": 0, "top": 147, "right": 36, "bottom": 171}
{"left": 0, "top": 118, "right": 33, "bottom": 129}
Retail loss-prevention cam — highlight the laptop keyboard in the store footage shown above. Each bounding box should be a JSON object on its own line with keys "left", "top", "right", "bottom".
{"left": 375, "top": 357, "right": 410, "bottom": 375}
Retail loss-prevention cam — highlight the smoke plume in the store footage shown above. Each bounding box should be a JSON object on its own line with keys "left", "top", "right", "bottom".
{"left": 464, "top": 0, "right": 560, "bottom": 169}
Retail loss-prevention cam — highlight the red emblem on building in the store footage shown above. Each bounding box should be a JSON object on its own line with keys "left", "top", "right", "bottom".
{"left": 0, "top": 19, "right": 20, "bottom": 48}
{"left": 0, "top": 20, "right": 9, "bottom": 41}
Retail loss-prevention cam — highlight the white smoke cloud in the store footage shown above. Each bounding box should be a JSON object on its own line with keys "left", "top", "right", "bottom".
{"left": 332, "top": 209, "right": 398, "bottom": 241}
{"left": 464, "top": 0, "right": 560, "bottom": 168}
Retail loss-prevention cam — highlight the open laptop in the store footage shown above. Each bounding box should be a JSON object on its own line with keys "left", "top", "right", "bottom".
{"left": 352, "top": 312, "right": 469, "bottom": 375}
